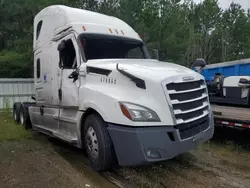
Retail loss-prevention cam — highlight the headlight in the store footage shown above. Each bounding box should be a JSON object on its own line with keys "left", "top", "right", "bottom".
{"left": 119, "top": 102, "right": 161, "bottom": 122}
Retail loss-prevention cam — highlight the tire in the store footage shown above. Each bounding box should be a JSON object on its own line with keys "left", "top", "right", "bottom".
{"left": 20, "top": 106, "right": 25, "bottom": 126}
{"left": 20, "top": 105, "right": 32, "bottom": 130}
{"left": 13, "top": 103, "right": 21, "bottom": 124}
{"left": 83, "top": 114, "right": 116, "bottom": 171}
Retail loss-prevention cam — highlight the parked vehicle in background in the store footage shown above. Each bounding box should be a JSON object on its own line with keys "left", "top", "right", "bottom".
{"left": 195, "top": 59, "right": 250, "bottom": 130}
{"left": 13, "top": 5, "right": 214, "bottom": 171}
{"left": 200, "top": 59, "right": 250, "bottom": 82}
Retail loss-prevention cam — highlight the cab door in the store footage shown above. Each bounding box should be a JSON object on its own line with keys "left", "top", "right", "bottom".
{"left": 58, "top": 34, "right": 80, "bottom": 107}
{"left": 56, "top": 33, "right": 82, "bottom": 140}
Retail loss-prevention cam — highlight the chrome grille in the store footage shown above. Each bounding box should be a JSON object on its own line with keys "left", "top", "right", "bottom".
{"left": 174, "top": 115, "right": 209, "bottom": 139}
{"left": 166, "top": 79, "right": 209, "bottom": 127}
{"left": 175, "top": 107, "right": 207, "bottom": 121}
{"left": 167, "top": 80, "right": 204, "bottom": 91}
{"left": 169, "top": 89, "right": 205, "bottom": 101}
{"left": 172, "top": 98, "right": 207, "bottom": 111}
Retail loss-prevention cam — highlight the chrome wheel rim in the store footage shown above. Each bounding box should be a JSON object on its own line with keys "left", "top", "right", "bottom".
{"left": 85, "top": 127, "right": 99, "bottom": 159}
{"left": 20, "top": 111, "right": 24, "bottom": 125}
{"left": 14, "top": 110, "right": 17, "bottom": 121}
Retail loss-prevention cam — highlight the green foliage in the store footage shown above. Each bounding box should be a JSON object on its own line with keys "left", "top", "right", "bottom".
{"left": 0, "top": 0, "right": 250, "bottom": 78}
{"left": 0, "top": 51, "right": 33, "bottom": 78}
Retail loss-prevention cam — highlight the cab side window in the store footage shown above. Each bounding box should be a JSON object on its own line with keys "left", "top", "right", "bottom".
{"left": 36, "top": 58, "right": 41, "bottom": 79}
{"left": 60, "top": 39, "right": 77, "bottom": 69}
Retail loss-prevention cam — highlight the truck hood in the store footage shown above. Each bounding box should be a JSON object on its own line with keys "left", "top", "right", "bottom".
{"left": 85, "top": 59, "right": 201, "bottom": 82}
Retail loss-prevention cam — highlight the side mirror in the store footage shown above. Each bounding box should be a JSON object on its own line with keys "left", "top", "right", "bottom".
{"left": 57, "top": 40, "right": 66, "bottom": 51}
{"left": 68, "top": 70, "right": 79, "bottom": 82}
{"left": 192, "top": 58, "right": 206, "bottom": 68}
{"left": 151, "top": 49, "right": 159, "bottom": 60}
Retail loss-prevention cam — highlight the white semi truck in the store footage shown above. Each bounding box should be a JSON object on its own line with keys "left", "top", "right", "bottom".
{"left": 13, "top": 5, "right": 214, "bottom": 171}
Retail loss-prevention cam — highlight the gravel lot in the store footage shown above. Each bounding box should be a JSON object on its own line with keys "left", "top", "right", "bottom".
{"left": 0, "top": 114, "right": 249, "bottom": 188}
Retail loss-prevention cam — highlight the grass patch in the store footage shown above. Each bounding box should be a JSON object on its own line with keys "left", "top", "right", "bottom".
{"left": 0, "top": 113, "right": 31, "bottom": 142}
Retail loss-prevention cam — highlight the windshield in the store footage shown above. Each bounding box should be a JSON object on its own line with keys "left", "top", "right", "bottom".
{"left": 79, "top": 34, "right": 149, "bottom": 60}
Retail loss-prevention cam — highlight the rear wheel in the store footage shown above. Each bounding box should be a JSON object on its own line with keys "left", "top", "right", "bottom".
{"left": 13, "top": 108, "right": 17, "bottom": 122}
{"left": 13, "top": 103, "right": 21, "bottom": 124}
{"left": 20, "top": 107, "right": 25, "bottom": 125}
{"left": 20, "top": 105, "right": 32, "bottom": 130}
{"left": 83, "top": 114, "right": 116, "bottom": 171}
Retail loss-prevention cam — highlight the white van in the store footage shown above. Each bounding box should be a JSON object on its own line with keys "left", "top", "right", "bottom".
{"left": 13, "top": 5, "right": 214, "bottom": 171}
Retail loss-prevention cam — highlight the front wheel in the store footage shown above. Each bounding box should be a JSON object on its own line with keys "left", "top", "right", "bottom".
{"left": 83, "top": 114, "right": 116, "bottom": 171}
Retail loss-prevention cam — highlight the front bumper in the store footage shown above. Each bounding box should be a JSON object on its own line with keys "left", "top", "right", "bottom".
{"left": 107, "top": 113, "right": 214, "bottom": 166}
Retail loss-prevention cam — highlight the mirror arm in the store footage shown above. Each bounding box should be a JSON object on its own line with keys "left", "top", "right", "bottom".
{"left": 58, "top": 54, "right": 63, "bottom": 69}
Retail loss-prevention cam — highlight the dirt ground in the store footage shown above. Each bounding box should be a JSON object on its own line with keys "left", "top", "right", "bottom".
{"left": 0, "top": 127, "right": 250, "bottom": 188}
{"left": 0, "top": 134, "right": 117, "bottom": 188}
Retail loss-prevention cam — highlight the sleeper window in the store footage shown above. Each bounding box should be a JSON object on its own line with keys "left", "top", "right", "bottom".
{"left": 36, "top": 20, "right": 43, "bottom": 40}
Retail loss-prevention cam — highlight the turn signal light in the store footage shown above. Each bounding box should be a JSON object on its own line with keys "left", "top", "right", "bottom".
{"left": 120, "top": 103, "right": 132, "bottom": 120}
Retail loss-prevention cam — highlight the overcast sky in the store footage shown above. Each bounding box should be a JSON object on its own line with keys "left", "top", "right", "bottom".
{"left": 192, "top": 0, "right": 250, "bottom": 10}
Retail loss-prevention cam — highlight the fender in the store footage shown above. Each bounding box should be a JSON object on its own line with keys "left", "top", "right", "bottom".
{"left": 76, "top": 102, "right": 109, "bottom": 148}
{"left": 82, "top": 102, "right": 108, "bottom": 121}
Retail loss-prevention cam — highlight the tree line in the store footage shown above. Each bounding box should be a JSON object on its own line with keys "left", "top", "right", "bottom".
{"left": 0, "top": 0, "right": 250, "bottom": 78}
